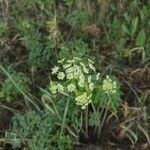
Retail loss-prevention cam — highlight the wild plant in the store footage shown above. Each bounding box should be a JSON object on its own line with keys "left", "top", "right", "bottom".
{"left": 49, "top": 57, "right": 121, "bottom": 138}
{"left": 0, "top": 19, "right": 8, "bottom": 38}
{"left": 59, "top": 39, "right": 90, "bottom": 59}
{"left": 0, "top": 71, "right": 30, "bottom": 102}
{"left": 5, "top": 110, "right": 73, "bottom": 150}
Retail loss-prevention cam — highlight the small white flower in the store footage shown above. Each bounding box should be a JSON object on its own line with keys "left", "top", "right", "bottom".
{"left": 78, "top": 79, "right": 84, "bottom": 87}
{"left": 63, "top": 64, "right": 71, "bottom": 69}
{"left": 89, "top": 64, "right": 96, "bottom": 72}
{"left": 102, "top": 76, "right": 117, "bottom": 94}
{"left": 66, "top": 67, "right": 72, "bottom": 74}
{"left": 81, "top": 105, "right": 86, "bottom": 110}
{"left": 67, "top": 60, "right": 75, "bottom": 64}
{"left": 57, "top": 84, "right": 64, "bottom": 93}
{"left": 67, "top": 84, "right": 76, "bottom": 92}
{"left": 89, "top": 82, "right": 94, "bottom": 91}
{"left": 113, "top": 81, "right": 117, "bottom": 88}
{"left": 96, "top": 73, "right": 100, "bottom": 80}
{"left": 51, "top": 66, "right": 59, "bottom": 74}
{"left": 58, "top": 58, "right": 65, "bottom": 63}
{"left": 50, "top": 81, "right": 57, "bottom": 94}
{"left": 88, "top": 59, "right": 94, "bottom": 64}
{"left": 74, "top": 57, "right": 81, "bottom": 61}
{"left": 57, "top": 72, "right": 65, "bottom": 80}
{"left": 66, "top": 73, "right": 74, "bottom": 80}
{"left": 74, "top": 67, "right": 82, "bottom": 79}
{"left": 88, "top": 75, "right": 92, "bottom": 83}
{"left": 83, "top": 67, "right": 89, "bottom": 74}
{"left": 79, "top": 62, "right": 89, "bottom": 74}
{"left": 78, "top": 75, "right": 85, "bottom": 87}
{"left": 80, "top": 62, "right": 86, "bottom": 68}
{"left": 66, "top": 67, "right": 75, "bottom": 79}
{"left": 81, "top": 99, "right": 92, "bottom": 109}
{"left": 75, "top": 93, "right": 92, "bottom": 109}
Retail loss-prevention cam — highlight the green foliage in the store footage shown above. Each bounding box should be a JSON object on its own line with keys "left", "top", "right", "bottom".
{"left": 0, "top": 0, "right": 150, "bottom": 148}
{"left": 89, "top": 111, "right": 101, "bottom": 127}
{"left": 0, "top": 20, "right": 8, "bottom": 38}
{"left": 7, "top": 0, "right": 57, "bottom": 68}
{"left": 136, "top": 29, "right": 146, "bottom": 46}
{"left": 0, "top": 72, "right": 30, "bottom": 102}
{"left": 5, "top": 110, "right": 73, "bottom": 149}
{"left": 102, "top": 0, "right": 150, "bottom": 60}
{"left": 17, "top": 21, "right": 54, "bottom": 68}
{"left": 36, "top": 0, "right": 55, "bottom": 10}
{"left": 64, "top": 0, "right": 73, "bottom": 7}
{"left": 27, "top": 37, "right": 54, "bottom": 68}
{"left": 122, "top": 17, "right": 138, "bottom": 37}
{"left": 94, "top": 75, "right": 121, "bottom": 112}
{"left": 16, "top": 18, "right": 33, "bottom": 35}
{"left": 65, "top": 10, "right": 90, "bottom": 28}
{"left": 59, "top": 39, "right": 89, "bottom": 59}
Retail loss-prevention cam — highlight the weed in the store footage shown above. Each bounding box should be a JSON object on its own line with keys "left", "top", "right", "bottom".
{"left": 65, "top": 9, "right": 90, "bottom": 29}
{"left": 49, "top": 57, "right": 121, "bottom": 138}
{"left": 59, "top": 39, "right": 89, "bottom": 59}
{"left": 0, "top": 19, "right": 8, "bottom": 38}
{"left": 0, "top": 71, "right": 30, "bottom": 102}
{"left": 5, "top": 110, "right": 73, "bottom": 149}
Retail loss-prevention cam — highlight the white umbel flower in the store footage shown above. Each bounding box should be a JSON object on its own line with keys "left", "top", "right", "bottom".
{"left": 57, "top": 84, "right": 64, "bottom": 93}
{"left": 50, "top": 81, "right": 57, "bottom": 94}
{"left": 89, "top": 64, "right": 96, "bottom": 72}
{"left": 51, "top": 66, "right": 59, "bottom": 74}
{"left": 83, "top": 67, "right": 89, "bottom": 74}
{"left": 102, "top": 75, "right": 117, "bottom": 94}
{"left": 80, "top": 61, "right": 88, "bottom": 73}
{"left": 88, "top": 59, "right": 94, "bottom": 64}
{"left": 78, "top": 75, "right": 85, "bottom": 87}
{"left": 63, "top": 64, "right": 71, "bottom": 69}
{"left": 58, "top": 58, "right": 65, "bottom": 63}
{"left": 67, "top": 84, "right": 76, "bottom": 92}
{"left": 96, "top": 73, "right": 100, "bottom": 80}
{"left": 88, "top": 75, "right": 92, "bottom": 83}
{"left": 75, "top": 93, "right": 92, "bottom": 109}
{"left": 57, "top": 72, "right": 65, "bottom": 80}
{"left": 89, "top": 82, "right": 94, "bottom": 91}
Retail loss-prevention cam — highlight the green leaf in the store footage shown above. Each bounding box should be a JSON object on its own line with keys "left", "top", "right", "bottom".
{"left": 122, "top": 24, "right": 130, "bottom": 35}
{"left": 131, "top": 18, "right": 138, "bottom": 36}
{"left": 140, "top": 10, "right": 145, "bottom": 21}
{"left": 89, "top": 112, "right": 101, "bottom": 126}
{"left": 136, "top": 29, "right": 146, "bottom": 46}
{"left": 124, "top": 12, "right": 129, "bottom": 23}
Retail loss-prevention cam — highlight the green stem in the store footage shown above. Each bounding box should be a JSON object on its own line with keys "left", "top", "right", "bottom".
{"left": 91, "top": 102, "right": 99, "bottom": 135}
{"left": 85, "top": 107, "right": 89, "bottom": 138}
{"left": 60, "top": 98, "right": 70, "bottom": 137}
{"left": 91, "top": 102, "right": 96, "bottom": 112}
{"left": 98, "top": 106, "right": 108, "bottom": 138}
{"left": 40, "top": 88, "right": 62, "bottom": 121}
{"left": 98, "top": 94, "right": 111, "bottom": 138}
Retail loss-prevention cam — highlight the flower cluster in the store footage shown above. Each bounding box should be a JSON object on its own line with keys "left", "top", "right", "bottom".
{"left": 75, "top": 93, "right": 92, "bottom": 109}
{"left": 50, "top": 57, "right": 119, "bottom": 110}
{"left": 50, "top": 57, "right": 100, "bottom": 109}
{"left": 102, "top": 75, "right": 117, "bottom": 94}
